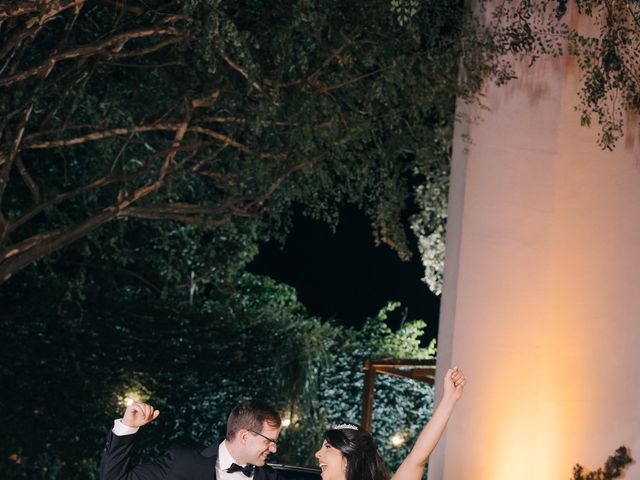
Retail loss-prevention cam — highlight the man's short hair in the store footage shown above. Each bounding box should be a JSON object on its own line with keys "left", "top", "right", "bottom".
{"left": 226, "top": 399, "right": 281, "bottom": 440}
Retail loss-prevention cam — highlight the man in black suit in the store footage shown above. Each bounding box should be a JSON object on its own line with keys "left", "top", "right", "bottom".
{"left": 101, "top": 398, "right": 285, "bottom": 480}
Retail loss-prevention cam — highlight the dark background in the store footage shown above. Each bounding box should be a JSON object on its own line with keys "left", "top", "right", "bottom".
{"left": 249, "top": 205, "right": 440, "bottom": 341}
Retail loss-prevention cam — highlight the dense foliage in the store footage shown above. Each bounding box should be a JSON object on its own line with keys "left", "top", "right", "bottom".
{"left": 0, "top": 0, "right": 495, "bottom": 286}
{"left": 1, "top": 275, "right": 435, "bottom": 479}
{"left": 410, "top": 0, "right": 640, "bottom": 294}
{"left": 571, "top": 446, "right": 632, "bottom": 480}
{"left": 280, "top": 301, "right": 436, "bottom": 468}
{"left": 0, "top": 12, "right": 481, "bottom": 478}
{"left": 3, "top": 1, "right": 638, "bottom": 290}
{"left": 482, "top": 0, "right": 640, "bottom": 150}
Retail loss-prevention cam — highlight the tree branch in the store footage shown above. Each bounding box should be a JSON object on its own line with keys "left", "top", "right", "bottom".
{"left": 0, "top": 209, "right": 117, "bottom": 284}
{"left": 108, "top": 35, "right": 187, "bottom": 59}
{"left": 217, "top": 47, "right": 279, "bottom": 106}
{"left": 22, "top": 122, "right": 267, "bottom": 158}
{"left": 0, "top": 0, "right": 86, "bottom": 62}
{"left": 0, "top": 0, "right": 82, "bottom": 21}
{"left": 0, "top": 144, "right": 323, "bottom": 284}
{"left": 3, "top": 167, "right": 150, "bottom": 240}
{"left": 23, "top": 123, "right": 185, "bottom": 148}
{"left": 198, "top": 115, "right": 292, "bottom": 126}
{"left": 122, "top": 204, "right": 232, "bottom": 225}
{"left": 14, "top": 153, "right": 41, "bottom": 205}
{"left": 0, "top": 104, "right": 33, "bottom": 212}
{"left": 0, "top": 23, "right": 184, "bottom": 87}
{"left": 0, "top": 146, "right": 180, "bottom": 282}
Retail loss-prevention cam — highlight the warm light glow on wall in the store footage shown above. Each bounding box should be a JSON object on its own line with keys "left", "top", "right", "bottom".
{"left": 474, "top": 336, "right": 587, "bottom": 479}
{"left": 431, "top": 49, "right": 640, "bottom": 479}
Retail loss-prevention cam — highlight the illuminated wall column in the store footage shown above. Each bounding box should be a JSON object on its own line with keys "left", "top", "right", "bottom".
{"left": 427, "top": 53, "right": 640, "bottom": 480}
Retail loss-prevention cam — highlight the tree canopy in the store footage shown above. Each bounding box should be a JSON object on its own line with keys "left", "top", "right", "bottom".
{"left": 481, "top": 0, "right": 640, "bottom": 150}
{"left": 0, "top": 0, "right": 494, "bottom": 286}
{"left": 3, "top": 0, "right": 639, "bottom": 289}
{"left": 410, "top": 0, "right": 640, "bottom": 294}
{"left": 2, "top": 5, "right": 471, "bottom": 477}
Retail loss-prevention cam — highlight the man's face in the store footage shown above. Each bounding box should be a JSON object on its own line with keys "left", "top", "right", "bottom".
{"left": 239, "top": 421, "right": 281, "bottom": 466}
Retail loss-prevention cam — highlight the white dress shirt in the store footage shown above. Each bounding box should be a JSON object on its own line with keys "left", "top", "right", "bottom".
{"left": 217, "top": 440, "right": 255, "bottom": 480}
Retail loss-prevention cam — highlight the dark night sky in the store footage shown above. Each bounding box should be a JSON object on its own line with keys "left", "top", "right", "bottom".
{"left": 248, "top": 205, "right": 440, "bottom": 342}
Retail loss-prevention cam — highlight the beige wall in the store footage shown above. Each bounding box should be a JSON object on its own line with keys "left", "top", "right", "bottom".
{"left": 428, "top": 51, "right": 640, "bottom": 479}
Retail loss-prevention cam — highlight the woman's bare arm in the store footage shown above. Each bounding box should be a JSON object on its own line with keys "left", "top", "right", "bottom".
{"left": 391, "top": 367, "right": 466, "bottom": 480}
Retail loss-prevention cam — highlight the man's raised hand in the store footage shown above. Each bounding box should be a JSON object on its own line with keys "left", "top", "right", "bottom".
{"left": 122, "top": 402, "right": 160, "bottom": 428}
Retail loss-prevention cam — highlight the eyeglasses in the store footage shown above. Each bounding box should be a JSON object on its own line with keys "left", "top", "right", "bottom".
{"left": 249, "top": 429, "right": 278, "bottom": 448}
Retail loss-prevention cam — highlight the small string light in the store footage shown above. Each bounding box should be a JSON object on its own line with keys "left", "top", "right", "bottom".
{"left": 390, "top": 434, "right": 405, "bottom": 447}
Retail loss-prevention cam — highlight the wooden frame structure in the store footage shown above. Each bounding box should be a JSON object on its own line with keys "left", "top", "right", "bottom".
{"left": 361, "top": 358, "right": 437, "bottom": 432}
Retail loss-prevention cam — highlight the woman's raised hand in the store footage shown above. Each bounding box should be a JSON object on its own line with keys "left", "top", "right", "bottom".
{"left": 443, "top": 367, "right": 466, "bottom": 402}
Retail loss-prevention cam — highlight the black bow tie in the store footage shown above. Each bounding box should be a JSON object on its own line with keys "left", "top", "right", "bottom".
{"left": 227, "top": 463, "right": 255, "bottom": 477}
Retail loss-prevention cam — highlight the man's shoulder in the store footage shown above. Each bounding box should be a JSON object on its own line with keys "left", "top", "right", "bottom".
{"left": 166, "top": 443, "right": 213, "bottom": 459}
{"left": 166, "top": 444, "right": 201, "bottom": 454}
{"left": 160, "top": 443, "right": 217, "bottom": 474}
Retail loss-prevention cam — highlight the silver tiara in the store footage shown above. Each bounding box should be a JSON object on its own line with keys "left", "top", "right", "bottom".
{"left": 333, "top": 423, "right": 358, "bottom": 430}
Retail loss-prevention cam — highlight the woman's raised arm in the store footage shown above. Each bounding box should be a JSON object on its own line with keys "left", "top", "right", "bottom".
{"left": 391, "top": 367, "right": 466, "bottom": 480}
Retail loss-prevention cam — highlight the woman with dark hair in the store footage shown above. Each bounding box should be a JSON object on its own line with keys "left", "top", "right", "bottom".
{"left": 315, "top": 367, "right": 465, "bottom": 480}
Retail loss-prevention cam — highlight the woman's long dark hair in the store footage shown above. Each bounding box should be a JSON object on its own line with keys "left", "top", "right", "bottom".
{"left": 323, "top": 424, "right": 389, "bottom": 480}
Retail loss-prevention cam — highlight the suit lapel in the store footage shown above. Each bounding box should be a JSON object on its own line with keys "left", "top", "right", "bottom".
{"left": 200, "top": 443, "right": 220, "bottom": 480}
{"left": 201, "top": 444, "right": 219, "bottom": 459}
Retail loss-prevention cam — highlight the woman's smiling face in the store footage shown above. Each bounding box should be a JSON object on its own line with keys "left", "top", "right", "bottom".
{"left": 315, "top": 440, "right": 347, "bottom": 480}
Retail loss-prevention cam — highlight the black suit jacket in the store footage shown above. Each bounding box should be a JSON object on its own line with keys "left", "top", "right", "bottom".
{"left": 100, "top": 431, "right": 284, "bottom": 480}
